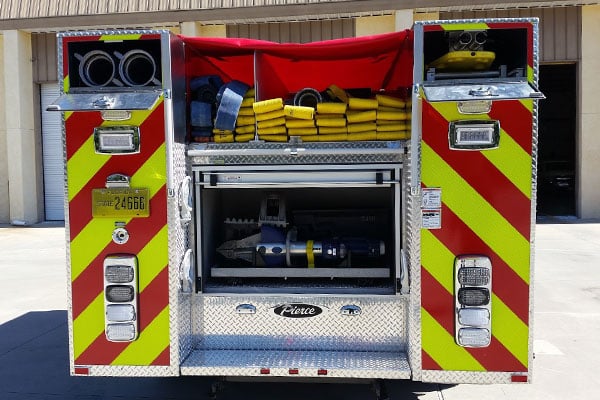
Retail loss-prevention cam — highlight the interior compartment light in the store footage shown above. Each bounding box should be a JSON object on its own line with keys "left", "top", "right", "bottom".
{"left": 94, "top": 126, "right": 140, "bottom": 154}
{"left": 105, "top": 265, "right": 134, "bottom": 283}
{"left": 106, "top": 285, "right": 135, "bottom": 303}
{"left": 106, "top": 304, "right": 136, "bottom": 322}
{"left": 458, "top": 267, "right": 490, "bottom": 286}
{"left": 106, "top": 323, "right": 136, "bottom": 341}
{"left": 458, "top": 287, "right": 490, "bottom": 307}
{"left": 458, "top": 308, "right": 490, "bottom": 326}
{"left": 458, "top": 327, "right": 491, "bottom": 347}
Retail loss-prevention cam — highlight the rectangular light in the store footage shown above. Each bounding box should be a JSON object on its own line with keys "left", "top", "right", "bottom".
{"left": 94, "top": 126, "right": 140, "bottom": 154}
{"left": 105, "top": 265, "right": 134, "bottom": 283}
{"left": 106, "top": 285, "right": 135, "bottom": 303}
{"left": 106, "top": 323, "right": 136, "bottom": 342}
{"left": 458, "top": 328, "right": 491, "bottom": 347}
{"left": 449, "top": 120, "right": 499, "bottom": 150}
{"left": 106, "top": 304, "right": 136, "bottom": 322}
{"left": 458, "top": 308, "right": 490, "bottom": 326}
{"left": 458, "top": 287, "right": 490, "bottom": 307}
{"left": 458, "top": 267, "right": 490, "bottom": 286}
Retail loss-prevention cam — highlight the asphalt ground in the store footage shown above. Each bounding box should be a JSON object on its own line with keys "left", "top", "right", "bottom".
{"left": 1, "top": 218, "right": 599, "bottom": 400}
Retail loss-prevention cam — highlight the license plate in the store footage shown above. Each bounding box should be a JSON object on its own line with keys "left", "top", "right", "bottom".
{"left": 92, "top": 188, "right": 150, "bottom": 218}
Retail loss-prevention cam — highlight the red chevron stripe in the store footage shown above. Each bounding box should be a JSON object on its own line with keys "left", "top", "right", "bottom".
{"left": 65, "top": 113, "right": 105, "bottom": 159}
{"left": 68, "top": 103, "right": 165, "bottom": 240}
{"left": 488, "top": 101, "right": 533, "bottom": 154}
{"left": 71, "top": 186, "right": 166, "bottom": 319}
{"left": 422, "top": 102, "right": 531, "bottom": 239}
{"left": 422, "top": 268, "right": 526, "bottom": 371}
{"left": 152, "top": 346, "right": 171, "bottom": 366}
{"left": 422, "top": 350, "right": 442, "bottom": 370}
{"left": 429, "top": 203, "right": 530, "bottom": 324}
{"left": 75, "top": 267, "right": 169, "bottom": 366}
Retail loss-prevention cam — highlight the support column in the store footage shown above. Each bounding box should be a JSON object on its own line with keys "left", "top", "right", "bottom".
{"left": 0, "top": 34, "right": 9, "bottom": 223}
{"left": 3, "top": 30, "right": 43, "bottom": 224}
{"left": 579, "top": 5, "right": 600, "bottom": 218}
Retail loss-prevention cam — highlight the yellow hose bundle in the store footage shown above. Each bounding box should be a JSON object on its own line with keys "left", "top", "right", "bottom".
{"left": 235, "top": 133, "right": 255, "bottom": 142}
{"left": 318, "top": 126, "right": 348, "bottom": 134}
{"left": 235, "top": 125, "right": 256, "bottom": 134}
{"left": 378, "top": 106, "right": 405, "bottom": 112}
{"left": 377, "top": 111, "right": 409, "bottom": 121}
{"left": 326, "top": 84, "right": 349, "bottom": 103}
{"left": 317, "top": 102, "right": 348, "bottom": 114}
{"left": 212, "top": 129, "right": 233, "bottom": 135}
{"left": 284, "top": 105, "right": 315, "bottom": 120}
{"left": 238, "top": 107, "right": 255, "bottom": 116}
{"left": 255, "top": 109, "right": 285, "bottom": 121}
{"left": 376, "top": 123, "right": 409, "bottom": 132}
{"left": 319, "top": 133, "right": 347, "bottom": 141}
{"left": 376, "top": 94, "right": 406, "bottom": 108}
{"left": 257, "top": 126, "right": 287, "bottom": 135}
{"left": 213, "top": 134, "right": 234, "bottom": 143}
{"left": 346, "top": 110, "right": 377, "bottom": 123}
{"left": 348, "top": 98, "right": 378, "bottom": 110}
{"left": 347, "top": 122, "right": 377, "bottom": 133}
{"left": 376, "top": 131, "right": 410, "bottom": 140}
{"left": 286, "top": 119, "right": 315, "bottom": 128}
{"left": 348, "top": 132, "right": 377, "bottom": 141}
{"left": 257, "top": 117, "right": 286, "bottom": 129}
{"left": 244, "top": 88, "right": 255, "bottom": 98}
{"left": 241, "top": 97, "right": 255, "bottom": 107}
{"left": 316, "top": 117, "right": 346, "bottom": 127}
{"left": 236, "top": 115, "right": 256, "bottom": 126}
{"left": 259, "top": 134, "right": 288, "bottom": 142}
{"left": 299, "top": 135, "right": 320, "bottom": 142}
{"left": 288, "top": 127, "right": 318, "bottom": 136}
{"left": 253, "top": 98, "right": 284, "bottom": 114}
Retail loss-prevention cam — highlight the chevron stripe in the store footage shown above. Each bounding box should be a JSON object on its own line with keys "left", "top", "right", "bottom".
{"left": 422, "top": 142, "right": 530, "bottom": 284}
{"left": 73, "top": 293, "right": 104, "bottom": 359}
{"left": 440, "top": 23, "right": 489, "bottom": 31}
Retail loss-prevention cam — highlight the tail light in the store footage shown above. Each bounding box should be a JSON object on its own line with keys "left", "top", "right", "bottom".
{"left": 104, "top": 255, "right": 139, "bottom": 342}
{"left": 455, "top": 255, "right": 492, "bottom": 347}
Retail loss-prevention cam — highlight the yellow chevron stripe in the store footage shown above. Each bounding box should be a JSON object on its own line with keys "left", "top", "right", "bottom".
{"left": 492, "top": 294, "right": 529, "bottom": 367}
{"left": 100, "top": 34, "right": 142, "bottom": 42}
{"left": 422, "top": 143, "right": 530, "bottom": 284}
{"left": 73, "top": 293, "right": 105, "bottom": 359}
{"left": 440, "top": 23, "right": 489, "bottom": 31}
{"left": 430, "top": 102, "right": 532, "bottom": 198}
{"left": 70, "top": 143, "right": 167, "bottom": 281}
{"left": 422, "top": 309, "right": 484, "bottom": 371}
{"left": 63, "top": 75, "right": 70, "bottom": 93}
{"left": 67, "top": 135, "right": 110, "bottom": 202}
{"left": 111, "top": 306, "right": 170, "bottom": 365}
{"left": 519, "top": 98, "right": 534, "bottom": 113}
{"left": 527, "top": 65, "right": 534, "bottom": 83}
{"left": 137, "top": 226, "right": 169, "bottom": 292}
{"left": 421, "top": 229, "right": 454, "bottom": 293}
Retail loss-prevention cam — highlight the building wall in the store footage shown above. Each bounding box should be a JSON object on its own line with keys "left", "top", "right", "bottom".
{"left": 580, "top": 5, "right": 600, "bottom": 218}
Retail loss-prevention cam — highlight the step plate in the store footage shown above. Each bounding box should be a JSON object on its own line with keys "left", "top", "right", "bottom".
{"left": 180, "top": 349, "right": 410, "bottom": 379}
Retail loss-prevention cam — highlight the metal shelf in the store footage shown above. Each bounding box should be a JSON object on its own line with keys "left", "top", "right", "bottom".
{"left": 211, "top": 267, "right": 390, "bottom": 279}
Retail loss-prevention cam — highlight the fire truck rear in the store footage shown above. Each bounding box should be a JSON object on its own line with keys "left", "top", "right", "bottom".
{"left": 48, "top": 18, "right": 542, "bottom": 386}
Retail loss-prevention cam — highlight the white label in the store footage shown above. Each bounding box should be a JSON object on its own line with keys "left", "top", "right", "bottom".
{"left": 422, "top": 209, "right": 442, "bottom": 229}
{"left": 422, "top": 188, "right": 442, "bottom": 209}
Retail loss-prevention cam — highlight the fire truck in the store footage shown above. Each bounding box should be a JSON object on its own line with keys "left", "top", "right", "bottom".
{"left": 48, "top": 18, "right": 543, "bottom": 390}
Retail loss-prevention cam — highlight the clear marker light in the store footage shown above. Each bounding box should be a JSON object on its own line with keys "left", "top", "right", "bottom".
{"left": 106, "top": 323, "right": 136, "bottom": 341}
{"left": 105, "top": 265, "right": 134, "bottom": 283}
{"left": 458, "top": 328, "right": 491, "bottom": 347}
{"left": 106, "top": 304, "right": 136, "bottom": 322}
{"left": 458, "top": 308, "right": 490, "bottom": 326}
{"left": 458, "top": 267, "right": 490, "bottom": 286}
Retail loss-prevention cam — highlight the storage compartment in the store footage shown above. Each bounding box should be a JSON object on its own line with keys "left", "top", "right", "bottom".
{"left": 193, "top": 167, "right": 402, "bottom": 294}
{"left": 422, "top": 26, "right": 529, "bottom": 81}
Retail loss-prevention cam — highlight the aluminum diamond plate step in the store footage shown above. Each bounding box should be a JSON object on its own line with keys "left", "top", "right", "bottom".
{"left": 180, "top": 349, "right": 411, "bottom": 379}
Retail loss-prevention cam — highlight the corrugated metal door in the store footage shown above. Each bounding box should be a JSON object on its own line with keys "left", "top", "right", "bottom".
{"left": 228, "top": 19, "right": 355, "bottom": 42}
{"left": 40, "top": 83, "right": 65, "bottom": 221}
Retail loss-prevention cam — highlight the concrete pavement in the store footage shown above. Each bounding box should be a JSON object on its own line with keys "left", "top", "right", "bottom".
{"left": 1, "top": 219, "right": 599, "bottom": 399}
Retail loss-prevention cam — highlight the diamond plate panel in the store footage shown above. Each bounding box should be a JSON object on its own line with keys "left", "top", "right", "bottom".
{"left": 181, "top": 349, "right": 411, "bottom": 379}
{"left": 192, "top": 295, "right": 407, "bottom": 352}
{"left": 421, "top": 370, "right": 524, "bottom": 384}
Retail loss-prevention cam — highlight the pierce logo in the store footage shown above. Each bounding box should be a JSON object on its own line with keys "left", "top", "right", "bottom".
{"left": 274, "top": 303, "right": 323, "bottom": 318}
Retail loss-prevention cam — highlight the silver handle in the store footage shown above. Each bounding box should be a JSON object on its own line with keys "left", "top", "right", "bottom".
{"left": 236, "top": 304, "right": 256, "bottom": 314}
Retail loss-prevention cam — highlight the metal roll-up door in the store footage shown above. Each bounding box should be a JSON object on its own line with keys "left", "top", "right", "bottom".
{"left": 41, "top": 83, "right": 65, "bottom": 221}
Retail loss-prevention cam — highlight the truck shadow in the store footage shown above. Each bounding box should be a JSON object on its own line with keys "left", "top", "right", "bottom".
{"left": 0, "top": 311, "right": 447, "bottom": 400}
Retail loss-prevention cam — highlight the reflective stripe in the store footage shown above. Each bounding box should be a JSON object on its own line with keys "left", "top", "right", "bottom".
{"left": 491, "top": 295, "right": 529, "bottom": 366}
{"left": 100, "top": 34, "right": 142, "bottom": 41}
{"left": 421, "top": 229, "right": 454, "bottom": 293}
{"left": 440, "top": 23, "right": 489, "bottom": 31}
{"left": 73, "top": 293, "right": 105, "bottom": 359}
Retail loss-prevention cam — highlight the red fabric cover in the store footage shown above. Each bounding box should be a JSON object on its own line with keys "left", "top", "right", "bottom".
{"left": 181, "top": 30, "right": 414, "bottom": 100}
